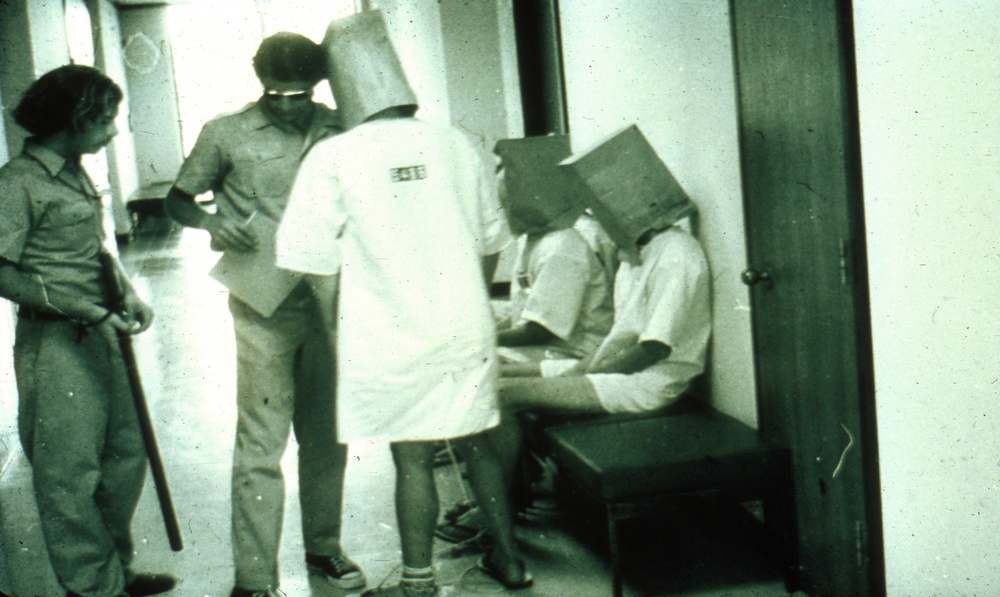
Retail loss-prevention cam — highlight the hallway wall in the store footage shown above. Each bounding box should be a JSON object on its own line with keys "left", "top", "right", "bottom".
{"left": 364, "top": 0, "right": 450, "bottom": 125}
{"left": 0, "top": 0, "right": 71, "bottom": 156}
{"left": 558, "top": 0, "right": 756, "bottom": 424}
{"left": 853, "top": 2, "right": 1000, "bottom": 595}
{"left": 0, "top": 0, "right": 71, "bottom": 461}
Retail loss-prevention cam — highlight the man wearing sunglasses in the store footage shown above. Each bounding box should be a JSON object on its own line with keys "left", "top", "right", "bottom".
{"left": 165, "top": 32, "right": 363, "bottom": 597}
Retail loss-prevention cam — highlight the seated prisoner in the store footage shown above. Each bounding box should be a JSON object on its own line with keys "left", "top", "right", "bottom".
{"left": 485, "top": 126, "right": 713, "bottom": 513}
{"left": 492, "top": 135, "right": 615, "bottom": 377}
{"left": 498, "top": 124, "right": 711, "bottom": 415}
{"left": 435, "top": 135, "right": 617, "bottom": 544}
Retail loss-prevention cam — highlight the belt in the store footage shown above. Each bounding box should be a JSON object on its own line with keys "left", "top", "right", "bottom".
{"left": 18, "top": 306, "right": 73, "bottom": 322}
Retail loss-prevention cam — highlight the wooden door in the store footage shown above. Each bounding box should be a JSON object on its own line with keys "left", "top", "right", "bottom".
{"left": 729, "top": 1, "right": 884, "bottom": 595}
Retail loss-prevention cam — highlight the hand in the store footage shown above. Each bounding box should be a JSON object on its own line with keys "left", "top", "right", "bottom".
{"left": 206, "top": 213, "right": 258, "bottom": 253}
{"left": 122, "top": 290, "right": 155, "bottom": 334}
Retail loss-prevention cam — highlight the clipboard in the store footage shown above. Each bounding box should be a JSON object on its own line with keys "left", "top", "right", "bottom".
{"left": 209, "top": 212, "right": 303, "bottom": 317}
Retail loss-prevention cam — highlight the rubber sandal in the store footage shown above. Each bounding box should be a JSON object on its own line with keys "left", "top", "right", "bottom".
{"left": 434, "top": 520, "right": 482, "bottom": 543}
{"left": 476, "top": 554, "right": 533, "bottom": 590}
{"left": 443, "top": 501, "right": 474, "bottom": 523}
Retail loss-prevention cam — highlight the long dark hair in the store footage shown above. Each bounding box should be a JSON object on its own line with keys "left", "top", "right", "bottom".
{"left": 12, "top": 64, "right": 123, "bottom": 140}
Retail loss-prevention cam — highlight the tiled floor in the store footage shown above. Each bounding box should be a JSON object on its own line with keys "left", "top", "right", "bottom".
{"left": 0, "top": 217, "right": 796, "bottom": 597}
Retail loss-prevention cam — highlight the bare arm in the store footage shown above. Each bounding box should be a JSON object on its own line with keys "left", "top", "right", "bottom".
{"left": 502, "top": 332, "right": 666, "bottom": 379}
{"left": 497, "top": 320, "right": 556, "bottom": 347}
{"left": 108, "top": 254, "right": 155, "bottom": 333}
{"left": 0, "top": 259, "right": 144, "bottom": 334}
{"left": 587, "top": 340, "right": 672, "bottom": 375}
{"left": 164, "top": 186, "right": 257, "bottom": 252}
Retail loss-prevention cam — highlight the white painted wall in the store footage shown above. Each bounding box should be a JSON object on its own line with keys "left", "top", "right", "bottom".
{"left": 439, "top": 0, "right": 523, "bottom": 151}
{"left": 853, "top": 2, "right": 1000, "bottom": 595}
{"left": 90, "top": 0, "right": 140, "bottom": 236}
{"left": 0, "top": 0, "right": 70, "bottom": 153}
{"left": 168, "top": 0, "right": 355, "bottom": 156}
{"left": 559, "top": 0, "right": 757, "bottom": 424}
{"left": 118, "top": 6, "right": 186, "bottom": 188}
{"left": 365, "top": 0, "right": 450, "bottom": 125}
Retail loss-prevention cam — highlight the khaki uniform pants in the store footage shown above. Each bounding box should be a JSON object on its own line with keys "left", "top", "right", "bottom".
{"left": 15, "top": 317, "right": 146, "bottom": 597}
{"left": 229, "top": 284, "right": 345, "bottom": 590}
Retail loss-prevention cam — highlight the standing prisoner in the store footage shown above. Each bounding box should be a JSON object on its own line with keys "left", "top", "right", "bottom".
{"left": 276, "top": 11, "right": 530, "bottom": 597}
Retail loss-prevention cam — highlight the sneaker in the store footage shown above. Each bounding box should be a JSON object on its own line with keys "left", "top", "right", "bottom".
{"left": 125, "top": 573, "right": 178, "bottom": 597}
{"left": 230, "top": 587, "right": 279, "bottom": 597}
{"left": 306, "top": 551, "right": 366, "bottom": 590}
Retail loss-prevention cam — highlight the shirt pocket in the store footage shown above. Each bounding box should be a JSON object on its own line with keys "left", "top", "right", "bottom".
{"left": 233, "top": 146, "right": 297, "bottom": 200}
{"left": 42, "top": 201, "right": 97, "bottom": 230}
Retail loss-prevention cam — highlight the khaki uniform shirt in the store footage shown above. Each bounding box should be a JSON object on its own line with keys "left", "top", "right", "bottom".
{"left": 0, "top": 141, "right": 107, "bottom": 305}
{"left": 174, "top": 100, "right": 343, "bottom": 223}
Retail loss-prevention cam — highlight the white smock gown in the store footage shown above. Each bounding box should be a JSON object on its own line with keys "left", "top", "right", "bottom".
{"left": 276, "top": 118, "right": 510, "bottom": 442}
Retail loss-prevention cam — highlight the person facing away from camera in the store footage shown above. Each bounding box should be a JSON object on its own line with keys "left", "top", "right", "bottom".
{"left": 0, "top": 64, "right": 175, "bottom": 597}
{"left": 164, "top": 32, "right": 363, "bottom": 597}
{"left": 275, "top": 10, "right": 530, "bottom": 597}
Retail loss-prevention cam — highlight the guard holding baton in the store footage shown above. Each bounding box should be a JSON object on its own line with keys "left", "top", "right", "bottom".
{"left": 0, "top": 65, "right": 177, "bottom": 597}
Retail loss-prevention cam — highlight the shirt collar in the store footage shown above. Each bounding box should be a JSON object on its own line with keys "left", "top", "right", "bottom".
{"left": 249, "top": 100, "right": 344, "bottom": 138}
{"left": 305, "top": 106, "right": 344, "bottom": 145}
{"left": 23, "top": 139, "right": 71, "bottom": 177}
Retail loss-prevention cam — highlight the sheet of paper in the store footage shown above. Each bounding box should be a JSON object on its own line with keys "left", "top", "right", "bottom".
{"left": 208, "top": 212, "right": 302, "bottom": 317}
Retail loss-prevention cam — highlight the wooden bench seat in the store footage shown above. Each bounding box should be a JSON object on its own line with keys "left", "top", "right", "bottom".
{"left": 539, "top": 409, "right": 797, "bottom": 597}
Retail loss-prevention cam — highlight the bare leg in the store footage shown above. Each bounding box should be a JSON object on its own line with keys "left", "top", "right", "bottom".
{"left": 487, "top": 411, "right": 523, "bottom": 486}
{"left": 389, "top": 441, "right": 438, "bottom": 569}
{"left": 454, "top": 433, "right": 528, "bottom": 584}
{"left": 498, "top": 376, "right": 604, "bottom": 413}
{"left": 492, "top": 375, "right": 603, "bottom": 503}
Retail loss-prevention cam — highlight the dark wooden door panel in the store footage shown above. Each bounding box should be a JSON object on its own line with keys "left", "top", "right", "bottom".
{"left": 730, "top": 1, "right": 883, "bottom": 595}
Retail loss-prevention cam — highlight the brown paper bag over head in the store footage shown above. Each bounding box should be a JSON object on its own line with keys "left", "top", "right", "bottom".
{"left": 494, "top": 134, "right": 586, "bottom": 236}
{"left": 321, "top": 10, "right": 418, "bottom": 129}
{"left": 560, "top": 124, "right": 696, "bottom": 262}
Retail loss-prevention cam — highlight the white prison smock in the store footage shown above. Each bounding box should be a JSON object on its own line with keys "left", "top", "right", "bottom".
{"left": 586, "top": 227, "right": 711, "bottom": 413}
{"left": 508, "top": 227, "right": 613, "bottom": 359}
{"left": 276, "top": 118, "right": 510, "bottom": 442}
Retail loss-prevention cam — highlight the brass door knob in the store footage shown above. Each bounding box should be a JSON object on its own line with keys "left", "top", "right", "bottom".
{"left": 741, "top": 269, "right": 773, "bottom": 288}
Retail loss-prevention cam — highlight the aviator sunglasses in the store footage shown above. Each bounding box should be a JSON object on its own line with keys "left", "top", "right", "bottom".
{"left": 264, "top": 89, "right": 311, "bottom": 102}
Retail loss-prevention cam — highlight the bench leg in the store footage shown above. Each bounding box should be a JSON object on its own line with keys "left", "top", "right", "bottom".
{"left": 608, "top": 509, "right": 623, "bottom": 597}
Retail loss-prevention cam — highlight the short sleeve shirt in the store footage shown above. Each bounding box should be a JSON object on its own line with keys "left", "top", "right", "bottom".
{"left": 589, "top": 227, "right": 711, "bottom": 380}
{"left": 0, "top": 142, "right": 107, "bottom": 304}
{"left": 573, "top": 213, "right": 619, "bottom": 287}
{"left": 277, "top": 117, "right": 511, "bottom": 442}
{"left": 509, "top": 227, "right": 614, "bottom": 357}
{"left": 174, "top": 100, "right": 343, "bottom": 223}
